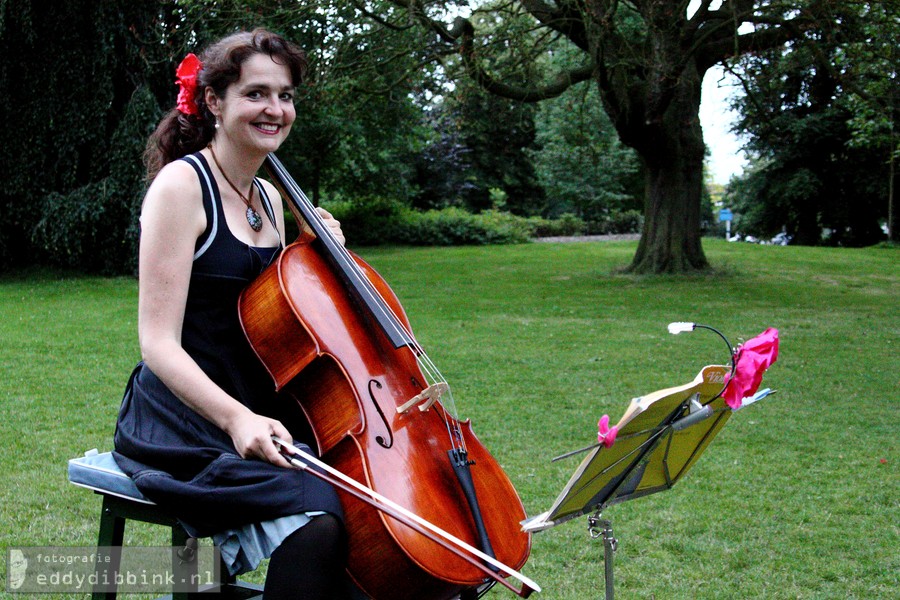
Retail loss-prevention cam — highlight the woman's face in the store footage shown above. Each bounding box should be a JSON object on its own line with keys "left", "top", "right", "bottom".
{"left": 213, "top": 53, "right": 296, "bottom": 155}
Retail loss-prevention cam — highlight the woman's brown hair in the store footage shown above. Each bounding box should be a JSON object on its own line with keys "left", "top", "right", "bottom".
{"left": 143, "top": 28, "right": 307, "bottom": 180}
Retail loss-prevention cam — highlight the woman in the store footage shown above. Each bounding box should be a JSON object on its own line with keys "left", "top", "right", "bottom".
{"left": 113, "top": 29, "right": 352, "bottom": 599}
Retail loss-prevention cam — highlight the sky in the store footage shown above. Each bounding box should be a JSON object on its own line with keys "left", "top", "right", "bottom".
{"left": 700, "top": 66, "right": 749, "bottom": 185}
{"left": 690, "top": 0, "right": 751, "bottom": 185}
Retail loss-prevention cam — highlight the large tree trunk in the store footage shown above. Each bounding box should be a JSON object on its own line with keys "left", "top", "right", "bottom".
{"left": 624, "top": 69, "right": 709, "bottom": 274}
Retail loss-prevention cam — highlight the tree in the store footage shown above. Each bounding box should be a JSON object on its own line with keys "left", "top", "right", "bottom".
{"left": 168, "top": 0, "right": 433, "bottom": 205}
{"left": 840, "top": 1, "right": 898, "bottom": 242}
{"left": 529, "top": 82, "right": 642, "bottom": 224}
{"left": 368, "top": 0, "right": 857, "bottom": 272}
{"left": 276, "top": 1, "right": 434, "bottom": 205}
{"left": 415, "top": 79, "right": 546, "bottom": 214}
{"left": 726, "top": 0, "right": 897, "bottom": 246}
{"left": 0, "top": 0, "right": 438, "bottom": 273}
{"left": 0, "top": 0, "right": 168, "bottom": 273}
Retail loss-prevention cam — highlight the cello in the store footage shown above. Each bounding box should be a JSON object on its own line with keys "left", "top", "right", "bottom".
{"left": 238, "top": 154, "right": 536, "bottom": 599}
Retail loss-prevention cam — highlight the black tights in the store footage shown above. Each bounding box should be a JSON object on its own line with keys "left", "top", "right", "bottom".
{"left": 264, "top": 514, "right": 351, "bottom": 600}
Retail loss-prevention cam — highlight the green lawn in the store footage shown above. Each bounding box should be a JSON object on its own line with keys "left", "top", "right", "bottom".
{"left": 1, "top": 239, "right": 897, "bottom": 599}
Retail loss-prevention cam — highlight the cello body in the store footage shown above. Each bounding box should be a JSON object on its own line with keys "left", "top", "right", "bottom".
{"left": 239, "top": 231, "right": 532, "bottom": 598}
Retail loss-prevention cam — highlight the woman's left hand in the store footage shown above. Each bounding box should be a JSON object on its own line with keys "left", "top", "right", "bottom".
{"left": 316, "top": 207, "right": 345, "bottom": 246}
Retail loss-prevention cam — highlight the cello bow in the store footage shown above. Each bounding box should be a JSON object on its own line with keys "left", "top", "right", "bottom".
{"left": 274, "top": 438, "right": 540, "bottom": 598}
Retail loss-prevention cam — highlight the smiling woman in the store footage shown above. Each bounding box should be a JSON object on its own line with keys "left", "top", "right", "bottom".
{"left": 111, "top": 29, "right": 353, "bottom": 599}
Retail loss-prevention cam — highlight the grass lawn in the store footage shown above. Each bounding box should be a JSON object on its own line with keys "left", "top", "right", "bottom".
{"left": 1, "top": 238, "right": 897, "bottom": 599}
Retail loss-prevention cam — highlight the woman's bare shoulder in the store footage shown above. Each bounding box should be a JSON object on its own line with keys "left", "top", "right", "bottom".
{"left": 149, "top": 159, "right": 202, "bottom": 200}
{"left": 141, "top": 159, "right": 205, "bottom": 236}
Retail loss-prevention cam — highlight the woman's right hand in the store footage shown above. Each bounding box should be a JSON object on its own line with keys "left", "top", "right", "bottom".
{"left": 227, "top": 412, "right": 294, "bottom": 468}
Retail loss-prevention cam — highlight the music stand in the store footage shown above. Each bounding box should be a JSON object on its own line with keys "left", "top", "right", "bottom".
{"left": 522, "top": 364, "right": 773, "bottom": 599}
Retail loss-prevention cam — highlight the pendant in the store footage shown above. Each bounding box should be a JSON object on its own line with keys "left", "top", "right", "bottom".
{"left": 246, "top": 206, "right": 263, "bottom": 232}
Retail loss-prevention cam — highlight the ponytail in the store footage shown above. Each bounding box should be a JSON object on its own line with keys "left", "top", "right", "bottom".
{"left": 144, "top": 109, "right": 215, "bottom": 181}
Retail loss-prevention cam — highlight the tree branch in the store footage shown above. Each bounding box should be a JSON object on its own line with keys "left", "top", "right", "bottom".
{"left": 519, "top": 0, "right": 590, "bottom": 50}
{"left": 387, "top": 0, "right": 595, "bottom": 102}
{"left": 694, "top": 3, "right": 820, "bottom": 72}
{"left": 351, "top": 0, "right": 415, "bottom": 32}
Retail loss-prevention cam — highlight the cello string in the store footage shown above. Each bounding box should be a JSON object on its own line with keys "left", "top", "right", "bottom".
{"left": 273, "top": 159, "right": 438, "bottom": 367}
{"left": 273, "top": 157, "right": 413, "bottom": 347}
{"left": 272, "top": 156, "right": 467, "bottom": 452}
{"left": 269, "top": 156, "right": 467, "bottom": 451}
{"left": 273, "top": 437, "right": 541, "bottom": 595}
{"left": 415, "top": 355, "right": 466, "bottom": 453}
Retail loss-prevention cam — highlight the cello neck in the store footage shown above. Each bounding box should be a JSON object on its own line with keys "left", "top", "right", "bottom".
{"left": 263, "top": 153, "right": 417, "bottom": 351}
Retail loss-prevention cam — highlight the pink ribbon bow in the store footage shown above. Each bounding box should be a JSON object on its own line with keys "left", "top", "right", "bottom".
{"left": 175, "top": 53, "right": 202, "bottom": 116}
{"left": 597, "top": 415, "right": 618, "bottom": 448}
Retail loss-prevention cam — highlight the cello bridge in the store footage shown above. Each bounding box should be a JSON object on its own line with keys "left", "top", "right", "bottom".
{"left": 397, "top": 382, "right": 449, "bottom": 414}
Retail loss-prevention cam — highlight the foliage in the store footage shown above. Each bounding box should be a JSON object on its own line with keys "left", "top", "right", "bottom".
{"left": 413, "top": 80, "right": 546, "bottom": 215}
{"left": 276, "top": 1, "right": 431, "bottom": 205}
{"left": 366, "top": 0, "right": 883, "bottom": 272}
{"left": 0, "top": 0, "right": 161, "bottom": 272}
{"left": 0, "top": 0, "right": 441, "bottom": 273}
{"left": 410, "top": 107, "right": 481, "bottom": 211}
{"left": 326, "top": 199, "right": 533, "bottom": 246}
{"left": 3, "top": 1, "right": 897, "bottom": 273}
{"left": 840, "top": 2, "right": 899, "bottom": 159}
{"left": 31, "top": 86, "right": 159, "bottom": 274}
{"left": 526, "top": 213, "right": 587, "bottom": 238}
{"left": 321, "top": 197, "right": 411, "bottom": 246}
{"left": 525, "top": 209, "right": 645, "bottom": 237}
{"left": 530, "top": 83, "right": 642, "bottom": 221}
{"left": 330, "top": 200, "right": 645, "bottom": 244}
{"left": 597, "top": 209, "right": 645, "bottom": 235}
{"left": 726, "top": 1, "right": 896, "bottom": 246}
{"left": 162, "top": 0, "right": 433, "bottom": 205}
{"left": 402, "top": 207, "right": 534, "bottom": 244}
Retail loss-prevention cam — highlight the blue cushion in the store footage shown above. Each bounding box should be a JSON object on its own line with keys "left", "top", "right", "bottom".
{"left": 68, "top": 450, "right": 153, "bottom": 504}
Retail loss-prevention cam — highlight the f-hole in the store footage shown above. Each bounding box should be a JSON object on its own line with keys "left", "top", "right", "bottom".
{"left": 369, "top": 379, "right": 394, "bottom": 449}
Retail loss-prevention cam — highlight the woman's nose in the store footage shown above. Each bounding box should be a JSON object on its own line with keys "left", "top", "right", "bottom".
{"left": 263, "top": 94, "right": 284, "bottom": 115}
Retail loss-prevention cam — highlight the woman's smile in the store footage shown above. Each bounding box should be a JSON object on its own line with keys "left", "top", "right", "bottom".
{"left": 254, "top": 122, "right": 282, "bottom": 134}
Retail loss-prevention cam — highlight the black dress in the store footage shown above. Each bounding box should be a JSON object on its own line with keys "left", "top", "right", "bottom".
{"left": 113, "top": 152, "right": 342, "bottom": 538}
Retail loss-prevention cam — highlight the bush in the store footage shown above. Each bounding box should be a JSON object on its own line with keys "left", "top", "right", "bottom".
{"left": 29, "top": 86, "right": 157, "bottom": 275}
{"left": 395, "top": 207, "right": 533, "bottom": 245}
{"left": 586, "top": 209, "right": 644, "bottom": 234}
{"left": 607, "top": 209, "right": 644, "bottom": 234}
{"left": 325, "top": 202, "right": 644, "bottom": 246}
{"left": 32, "top": 180, "right": 132, "bottom": 274}
{"left": 526, "top": 213, "right": 587, "bottom": 237}
{"left": 476, "top": 210, "right": 535, "bottom": 243}
{"left": 327, "top": 201, "right": 533, "bottom": 246}
{"left": 321, "top": 197, "right": 410, "bottom": 246}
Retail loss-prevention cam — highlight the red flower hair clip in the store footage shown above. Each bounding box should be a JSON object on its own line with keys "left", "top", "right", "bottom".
{"left": 175, "top": 53, "right": 202, "bottom": 116}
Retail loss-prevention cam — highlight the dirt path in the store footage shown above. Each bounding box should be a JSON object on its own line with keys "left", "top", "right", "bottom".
{"left": 533, "top": 233, "right": 641, "bottom": 243}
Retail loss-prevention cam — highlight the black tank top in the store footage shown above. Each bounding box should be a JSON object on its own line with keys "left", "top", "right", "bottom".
{"left": 176, "top": 153, "right": 283, "bottom": 412}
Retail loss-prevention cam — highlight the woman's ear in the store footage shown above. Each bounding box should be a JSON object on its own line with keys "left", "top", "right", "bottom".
{"left": 204, "top": 87, "right": 220, "bottom": 119}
